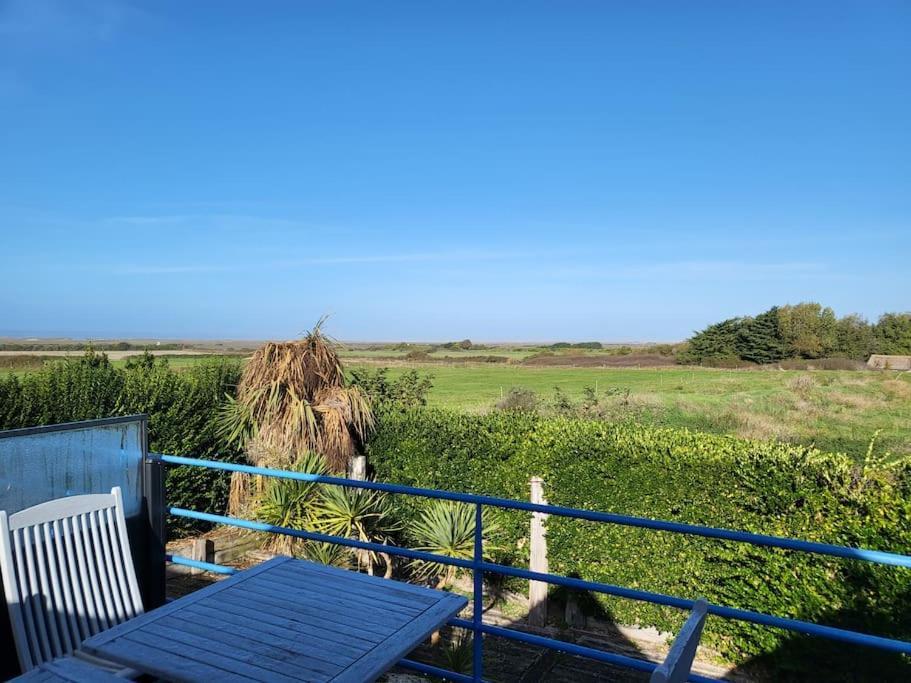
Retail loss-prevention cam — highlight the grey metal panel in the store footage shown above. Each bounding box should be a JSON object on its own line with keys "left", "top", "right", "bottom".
{"left": 0, "top": 417, "right": 145, "bottom": 519}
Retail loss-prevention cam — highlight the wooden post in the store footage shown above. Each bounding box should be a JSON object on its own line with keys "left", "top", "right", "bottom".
{"left": 528, "top": 476, "right": 549, "bottom": 626}
{"left": 190, "top": 538, "right": 213, "bottom": 575}
{"left": 350, "top": 455, "right": 367, "bottom": 481}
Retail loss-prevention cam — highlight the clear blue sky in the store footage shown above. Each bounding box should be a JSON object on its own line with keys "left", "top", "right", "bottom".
{"left": 1, "top": 1, "right": 908, "bottom": 342}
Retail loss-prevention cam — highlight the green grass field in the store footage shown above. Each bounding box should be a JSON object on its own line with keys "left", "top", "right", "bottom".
{"left": 2, "top": 352, "right": 908, "bottom": 459}
{"left": 357, "top": 363, "right": 911, "bottom": 459}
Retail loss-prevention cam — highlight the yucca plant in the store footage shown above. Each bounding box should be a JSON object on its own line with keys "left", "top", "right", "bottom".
{"left": 217, "top": 318, "right": 374, "bottom": 472}
{"left": 217, "top": 318, "right": 375, "bottom": 516}
{"left": 409, "top": 500, "right": 498, "bottom": 588}
{"left": 299, "top": 541, "right": 352, "bottom": 569}
{"left": 312, "top": 485, "right": 401, "bottom": 577}
{"left": 256, "top": 451, "right": 328, "bottom": 555}
{"left": 441, "top": 629, "right": 474, "bottom": 675}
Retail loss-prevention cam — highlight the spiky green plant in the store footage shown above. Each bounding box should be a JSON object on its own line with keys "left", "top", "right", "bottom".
{"left": 409, "top": 500, "right": 498, "bottom": 588}
{"left": 299, "top": 541, "right": 352, "bottom": 569}
{"left": 441, "top": 629, "right": 474, "bottom": 675}
{"left": 312, "top": 485, "right": 401, "bottom": 576}
{"left": 256, "top": 451, "right": 328, "bottom": 555}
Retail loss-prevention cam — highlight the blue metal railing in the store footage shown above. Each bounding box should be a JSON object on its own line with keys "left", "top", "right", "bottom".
{"left": 155, "top": 453, "right": 911, "bottom": 681}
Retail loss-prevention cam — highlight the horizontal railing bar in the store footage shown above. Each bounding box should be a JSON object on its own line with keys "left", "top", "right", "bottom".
{"left": 169, "top": 507, "right": 474, "bottom": 569}
{"left": 166, "top": 554, "right": 238, "bottom": 575}
{"left": 483, "top": 564, "right": 911, "bottom": 655}
{"left": 398, "top": 658, "right": 476, "bottom": 683}
{"left": 168, "top": 506, "right": 911, "bottom": 656}
{"left": 449, "top": 618, "right": 719, "bottom": 683}
{"left": 154, "top": 454, "right": 911, "bottom": 569}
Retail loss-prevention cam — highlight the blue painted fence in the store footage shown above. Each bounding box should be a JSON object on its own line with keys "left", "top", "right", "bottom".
{"left": 157, "top": 453, "right": 911, "bottom": 682}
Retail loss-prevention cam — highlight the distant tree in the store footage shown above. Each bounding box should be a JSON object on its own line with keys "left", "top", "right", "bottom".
{"left": 777, "top": 302, "right": 838, "bottom": 358}
{"left": 679, "top": 318, "right": 746, "bottom": 364}
{"left": 833, "top": 314, "right": 875, "bottom": 359}
{"left": 738, "top": 307, "right": 786, "bottom": 364}
{"left": 873, "top": 313, "right": 911, "bottom": 355}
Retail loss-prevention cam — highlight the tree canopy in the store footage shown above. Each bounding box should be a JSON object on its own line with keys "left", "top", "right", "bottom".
{"left": 680, "top": 303, "right": 911, "bottom": 365}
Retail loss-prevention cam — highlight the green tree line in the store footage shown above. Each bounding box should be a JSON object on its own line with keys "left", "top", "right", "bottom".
{"left": 679, "top": 303, "right": 911, "bottom": 365}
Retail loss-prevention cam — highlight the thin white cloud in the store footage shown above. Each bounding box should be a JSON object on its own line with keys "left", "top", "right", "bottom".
{"left": 112, "top": 250, "right": 531, "bottom": 275}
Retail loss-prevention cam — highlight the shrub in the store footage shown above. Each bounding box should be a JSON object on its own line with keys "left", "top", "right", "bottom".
{"left": 349, "top": 367, "right": 433, "bottom": 408}
{"left": 0, "top": 351, "right": 244, "bottom": 537}
{"left": 366, "top": 408, "right": 911, "bottom": 675}
{"left": 495, "top": 387, "right": 540, "bottom": 412}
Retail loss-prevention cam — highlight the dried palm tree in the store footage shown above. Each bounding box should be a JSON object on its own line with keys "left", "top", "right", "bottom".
{"left": 218, "top": 319, "right": 375, "bottom": 512}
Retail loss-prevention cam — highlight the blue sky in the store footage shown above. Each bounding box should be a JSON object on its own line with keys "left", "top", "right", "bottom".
{"left": 1, "top": 1, "right": 908, "bottom": 342}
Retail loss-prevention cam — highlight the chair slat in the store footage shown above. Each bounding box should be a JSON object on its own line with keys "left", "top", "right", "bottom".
{"left": 72, "top": 514, "right": 104, "bottom": 634}
{"left": 24, "top": 525, "right": 55, "bottom": 663}
{"left": 42, "top": 521, "right": 73, "bottom": 655}
{"left": 59, "top": 517, "right": 91, "bottom": 641}
{"left": 101, "top": 508, "right": 129, "bottom": 621}
{"left": 86, "top": 511, "right": 118, "bottom": 626}
{"left": 93, "top": 509, "right": 126, "bottom": 623}
{"left": 108, "top": 489, "right": 143, "bottom": 618}
{"left": 80, "top": 513, "right": 112, "bottom": 631}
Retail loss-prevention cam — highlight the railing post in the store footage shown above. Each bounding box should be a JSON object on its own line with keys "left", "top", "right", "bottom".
{"left": 141, "top": 429, "right": 166, "bottom": 609}
{"left": 528, "top": 476, "right": 549, "bottom": 627}
{"left": 473, "top": 502, "right": 484, "bottom": 682}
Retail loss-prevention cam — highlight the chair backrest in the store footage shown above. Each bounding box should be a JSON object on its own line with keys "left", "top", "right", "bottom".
{"left": 0, "top": 487, "right": 143, "bottom": 672}
{"left": 650, "top": 599, "right": 708, "bottom": 683}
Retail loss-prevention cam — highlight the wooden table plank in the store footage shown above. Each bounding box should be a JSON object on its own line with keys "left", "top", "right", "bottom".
{"left": 236, "top": 580, "right": 414, "bottom": 630}
{"left": 268, "top": 562, "right": 439, "bottom": 608}
{"left": 83, "top": 556, "right": 468, "bottom": 683}
{"left": 181, "top": 603, "right": 362, "bottom": 663}
{"left": 254, "top": 570, "right": 427, "bottom": 615}
{"left": 203, "top": 591, "right": 388, "bottom": 644}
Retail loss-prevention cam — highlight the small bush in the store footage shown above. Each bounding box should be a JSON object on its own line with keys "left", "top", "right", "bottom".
{"left": 495, "top": 387, "right": 540, "bottom": 412}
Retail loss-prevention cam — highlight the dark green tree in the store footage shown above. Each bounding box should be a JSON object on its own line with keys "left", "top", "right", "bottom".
{"left": 738, "top": 307, "right": 786, "bottom": 364}
{"left": 680, "top": 317, "right": 746, "bottom": 364}
{"left": 874, "top": 313, "right": 911, "bottom": 355}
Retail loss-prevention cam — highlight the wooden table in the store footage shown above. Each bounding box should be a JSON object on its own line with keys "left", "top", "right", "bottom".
{"left": 81, "top": 556, "right": 468, "bottom": 682}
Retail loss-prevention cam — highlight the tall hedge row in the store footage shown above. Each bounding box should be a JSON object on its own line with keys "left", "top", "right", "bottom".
{"left": 367, "top": 408, "right": 911, "bottom": 675}
{"left": 0, "top": 354, "right": 243, "bottom": 536}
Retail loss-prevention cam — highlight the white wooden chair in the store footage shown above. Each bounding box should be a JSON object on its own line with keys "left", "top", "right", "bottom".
{"left": 650, "top": 599, "right": 709, "bottom": 683}
{"left": 0, "top": 487, "right": 144, "bottom": 674}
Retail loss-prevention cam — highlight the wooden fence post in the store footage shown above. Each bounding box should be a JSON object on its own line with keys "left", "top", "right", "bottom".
{"left": 528, "top": 476, "right": 549, "bottom": 626}
{"left": 190, "top": 538, "right": 213, "bottom": 575}
{"left": 350, "top": 455, "right": 367, "bottom": 481}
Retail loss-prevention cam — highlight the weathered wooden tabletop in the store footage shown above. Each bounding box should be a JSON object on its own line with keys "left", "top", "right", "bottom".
{"left": 81, "top": 556, "right": 468, "bottom": 683}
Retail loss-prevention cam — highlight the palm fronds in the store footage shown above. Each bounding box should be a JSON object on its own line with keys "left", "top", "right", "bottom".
{"left": 409, "top": 500, "right": 498, "bottom": 588}
{"left": 225, "top": 319, "right": 374, "bottom": 472}
{"left": 312, "top": 484, "right": 401, "bottom": 575}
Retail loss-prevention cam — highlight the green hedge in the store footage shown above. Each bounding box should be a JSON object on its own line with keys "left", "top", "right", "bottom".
{"left": 367, "top": 408, "right": 911, "bottom": 676}
{"left": 0, "top": 353, "right": 243, "bottom": 536}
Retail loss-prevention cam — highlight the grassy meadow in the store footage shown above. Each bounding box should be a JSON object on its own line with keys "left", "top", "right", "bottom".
{"left": 1, "top": 348, "right": 908, "bottom": 459}
{"left": 366, "top": 363, "right": 911, "bottom": 458}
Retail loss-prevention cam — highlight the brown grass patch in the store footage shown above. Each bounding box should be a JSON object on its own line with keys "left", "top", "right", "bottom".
{"left": 731, "top": 409, "right": 797, "bottom": 442}
{"left": 882, "top": 379, "right": 911, "bottom": 400}
{"left": 827, "top": 391, "right": 881, "bottom": 411}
